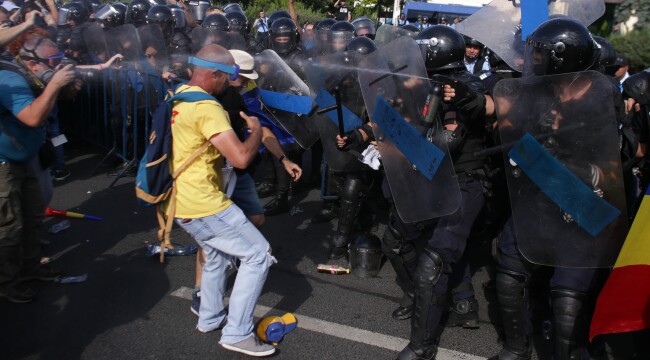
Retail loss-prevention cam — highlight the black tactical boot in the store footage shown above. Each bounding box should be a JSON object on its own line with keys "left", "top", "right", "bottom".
{"left": 264, "top": 191, "right": 289, "bottom": 216}
{"left": 392, "top": 290, "right": 414, "bottom": 320}
{"left": 551, "top": 289, "right": 588, "bottom": 360}
{"left": 495, "top": 269, "right": 532, "bottom": 360}
{"left": 328, "top": 233, "right": 351, "bottom": 260}
{"left": 397, "top": 249, "right": 445, "bottom": 360}
{"left": 446, "top": 297, "right": 480, "bottom": 328}
{"left": 256, "top": 182, "right": 276, "bottom": 198}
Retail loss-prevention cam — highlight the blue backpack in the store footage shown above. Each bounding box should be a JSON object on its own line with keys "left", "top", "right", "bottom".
{"left": 135, "top": 90, "right": 219, "bottom": 261}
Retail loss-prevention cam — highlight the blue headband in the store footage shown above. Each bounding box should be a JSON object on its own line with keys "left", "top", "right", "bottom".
{"left": 188, "top": 56, "right": 240, "bottom": 80}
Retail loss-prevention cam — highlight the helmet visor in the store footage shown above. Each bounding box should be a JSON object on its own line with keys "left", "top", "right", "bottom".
{"left": 96, "top": 4, "right": 118, "bottom": 21}
{"left": 523, "top": 36, "right": 561, "bottom": 76}
{"left": 171, "top": 8, "right": 186, "bottom": 29}
{"left": 57, "top": 8, "right": 72, "bottom": 26}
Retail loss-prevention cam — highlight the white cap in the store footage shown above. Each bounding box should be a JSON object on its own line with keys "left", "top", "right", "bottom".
{"left": 229, "top": 49, "right": 258, "bottom": 80}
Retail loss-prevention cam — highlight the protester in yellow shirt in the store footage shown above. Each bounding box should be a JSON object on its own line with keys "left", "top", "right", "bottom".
{"left": 171, "top": 44, "right": 276, "bottom": 357}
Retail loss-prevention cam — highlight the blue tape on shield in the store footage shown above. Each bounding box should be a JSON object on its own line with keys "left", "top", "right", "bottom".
{"left": 315, "top": 88, "right": 363, "bottom": 132}
{"left": 509, "top": 133, "right": 620, "bottom": 237}
{"left": 521, "top": 0, "right": 549, "bottom": 41}
{"left": 258, "top": 89, "right": 313, "bottom": 115}
{"left": 372, "top": 96, "right": 445, "bottom": 180}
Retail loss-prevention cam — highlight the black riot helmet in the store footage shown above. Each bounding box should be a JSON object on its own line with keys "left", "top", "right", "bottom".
{"left": 168, "top": 5, "right": 186, "bottom": 30}
{"left": 73, "top": 0, "right": 94, "bottom": 15}
{"left": 147, "top": 5, "right": 175, "bottom": 39}
{"left": 314, "top": 18, "right": 336, "bottom": 31}
{"left": 225, "top": 11, "right": 248, "bottom": 36}
{"left": 188, "top": 0, "right": 210, "bottom": 24}
{"left": 202, "top": 14, "right": 229, "bottom": 32}
{"left": 622, "top": 72, "right": 650, "bottom": 106}
{"left": 126, "top": 0, "right": 152, "bottom": 27}
{"left": 523, "top": 18, "right": 598, "bottom": 76}
{"left": 400, "top": 24, "right": 419, "bottom": 34}
{"left": 88, "top": 0, "right": 102, "bottom": 12}
{"left": 463, "top": 35, "right": 484, "bottom": 49}
{"left": 222, "top": 3, "right": 244, "bottom": 14}
{"left": 96, "top": 3, "right": 127, "bottom": 29}
{"left": 270, "top": 17, "right": 298, "bottom": 55}
{"left": 346, "top": 36, "right": 376, "bottom": 56}
{"left": 463, "top": 35, "right": 484, "bottom": 63}
{"left": 349, "top": 234, "right": 383, "bottom": 278}
{"left": 268, "top": 10, "right": 291, "bottom": 28}
{"left": 351, "top": 16, "right": 375, "bottom": 39}
{"left": 57, "top": 2, "right": 90, "bottom": 26}
{"left": 593, "top": 35, "right": 619, "bottom": 76}
{"left": 415, "top": 25, "right": 465, "bottom": 73}
{"left": 327, "top": 21, "right": 355, "bottom": 54}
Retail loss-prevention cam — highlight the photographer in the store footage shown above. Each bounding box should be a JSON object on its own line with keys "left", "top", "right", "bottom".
{"left": 0, "top": 37, "right": 76, "bottom": 303}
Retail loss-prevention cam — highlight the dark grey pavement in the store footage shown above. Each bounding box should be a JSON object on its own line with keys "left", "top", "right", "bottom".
{"left": 0, "top": 144, "right": 551, "bottom": 359}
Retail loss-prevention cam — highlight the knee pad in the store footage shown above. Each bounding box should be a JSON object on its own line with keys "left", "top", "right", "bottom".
{"left": 381, "top": 224, "right": 403, "bottom": 257}
{"left": 496, "top": 267, "right": 529, "bottom": 299}
{"left": 414, "top": 249, "right": 445, "bottom": 290}
{"left": 341, "top": 176, "right": 364, "bottom": 201}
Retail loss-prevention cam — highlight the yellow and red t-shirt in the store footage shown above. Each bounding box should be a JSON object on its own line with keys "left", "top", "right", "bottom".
{"left": 167, "top": 85, "right": 233, "bottom": 218}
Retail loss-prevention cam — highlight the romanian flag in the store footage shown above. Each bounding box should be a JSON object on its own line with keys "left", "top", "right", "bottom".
{"left": 590, "top": 186, "right": 650, "bottom": 340}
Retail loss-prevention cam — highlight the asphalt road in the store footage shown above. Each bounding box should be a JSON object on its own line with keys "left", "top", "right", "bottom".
{"left": 0, "top": 144, "right": 552, "bottom": 360}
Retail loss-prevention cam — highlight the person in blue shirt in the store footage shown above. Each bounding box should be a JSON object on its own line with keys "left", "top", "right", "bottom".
{"left": 0, "top": 37, "right": 75, "bottom": 304}
{"left": 463, "top": 36, "right": 490, "bottom": 75}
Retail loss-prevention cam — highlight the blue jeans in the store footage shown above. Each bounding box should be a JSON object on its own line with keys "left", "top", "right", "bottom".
{"left": 177, "top": 205, "right": 276, "bottom": 344}
{"left": 231, "top": 172, "right": 264, "bottom": 216}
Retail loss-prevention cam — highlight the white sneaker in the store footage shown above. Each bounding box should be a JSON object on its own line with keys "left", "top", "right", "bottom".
{"left": 221, "top": 335, "right": 276, "bottom": 357}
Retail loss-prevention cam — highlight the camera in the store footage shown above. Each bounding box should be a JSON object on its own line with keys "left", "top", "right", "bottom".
{"left": 60, "top": 58, "right": 99, "bottom": 82}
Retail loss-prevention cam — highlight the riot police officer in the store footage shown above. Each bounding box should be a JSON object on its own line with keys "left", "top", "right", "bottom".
{"left": 95, "top": 2, "right": 127, "bottom": 30}
{"left": 492, "top": 18, "right": 627, "bottom": 360}
{"left": 147, "top": 5, "right": 190, "bottom": 65}
{"left": 57, "top": 2, "right": 91, "bottom": 61}
{"left": 351, "top": 16, "right": 375, "bottom": 39}
{"left": 225, "top": 10, "right": 263, "bottom": 54}
{"left": 377, "top": 25, "right": 494, "bottom": 359}
{"left": 327, "top": 20, "right": 355, "bottom": 54}
{"left": 126, "top": 0, "right": 152, "bottom": 27}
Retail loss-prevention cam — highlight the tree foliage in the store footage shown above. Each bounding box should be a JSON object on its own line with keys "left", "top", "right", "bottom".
{"left": 219, "top": 0, "right": 380, "bottom": 27}
{"left": 609, "top": 28, "right": 650, "bottom": 72}
{"left": 615, "top": 0, "right": 650, "bottom": 32}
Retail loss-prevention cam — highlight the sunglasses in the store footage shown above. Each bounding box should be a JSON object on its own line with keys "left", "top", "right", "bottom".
{"left": 145, "top": 53, "right": 156, "bottom": 59}
{"left": 188, "top": 56, "right": 240, "bottom": 81}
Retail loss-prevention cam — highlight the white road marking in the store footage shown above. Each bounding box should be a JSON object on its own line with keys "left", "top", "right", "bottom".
{"left": 171, "top": 286, "right": 487, "bottom": 360}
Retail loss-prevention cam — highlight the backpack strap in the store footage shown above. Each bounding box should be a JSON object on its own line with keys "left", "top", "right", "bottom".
{"left": 155, "top": 90, "right": 219, "bottom": 262}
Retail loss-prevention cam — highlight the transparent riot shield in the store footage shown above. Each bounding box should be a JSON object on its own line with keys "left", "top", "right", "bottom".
{"left": 106, "top": 24, "right": 142, "bottom": 64}
{"left": 455, "top": 0, "right": 605, "bottom": 73}
{"left": 190, "top": 27, "right": 247, "bottom": 52}
{"left": 227, "top": 32, "right": 247, "bottom": 51}
{"left": 374, "top": 26, "right": 416, "bottom": 47}
{"left": 494, "top": 71, "right": 627, "bottom": 268}
{"left": 83, "top": 23, "right": 109, "bottom": 63}
{"left": 300, "top": 29, "right": 327, "bottom": 58}
{"left": 138, "top": 24, "right": 169, "bottom": 72}
{"left": 305, "top": 51, "right": 367, "bottom": 173}
{"left": 254, "top": 49, "right": 319, "bottom": 149}
{"left": 358, "top": 36, "right": 460, "bottom": 223}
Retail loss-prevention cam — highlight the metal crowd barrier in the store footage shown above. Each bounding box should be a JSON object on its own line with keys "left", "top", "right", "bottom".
{"left": 59, "top": 67, "right": 187, "bottom": 187}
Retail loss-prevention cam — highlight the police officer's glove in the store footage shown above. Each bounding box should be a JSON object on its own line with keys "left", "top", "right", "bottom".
{"left": 338, "top": 128, "right": 365, "bottom": 150}
{"left": 444, "top": 79, "right": 479, "bottom": 108}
